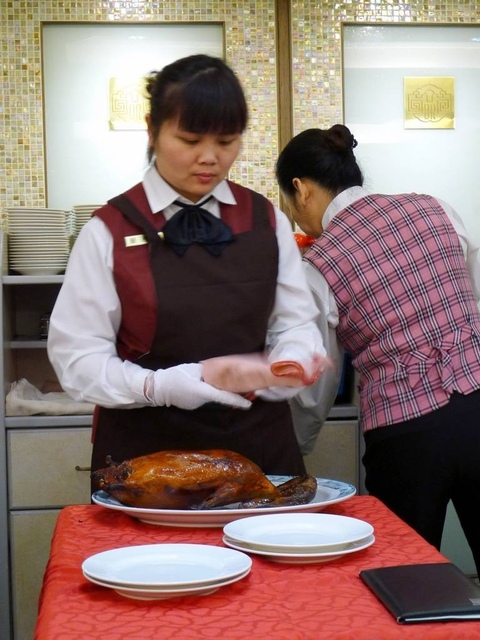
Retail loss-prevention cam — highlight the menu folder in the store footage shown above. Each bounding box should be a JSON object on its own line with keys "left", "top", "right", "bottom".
{"left": 360, "top": 562, "right": 480, "bottom": 624}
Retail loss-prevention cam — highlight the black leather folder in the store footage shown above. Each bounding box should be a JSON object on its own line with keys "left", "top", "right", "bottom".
{"left": 360, "top": 562, "right": 480, "bottom": 624}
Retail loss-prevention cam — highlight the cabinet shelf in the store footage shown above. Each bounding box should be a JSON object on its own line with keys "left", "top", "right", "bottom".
{"left": 7, "top": 339, "right": 48, "bottom": 348}
{"left": 328, "top": 404, "right": 358, "bottom": 420}
{"left": 5, "top": 415, "right": 93, "bottom": 429}
{"left": 0, "top": 233, "right": 94, "bottom": 640}
{"left": 3, "top": 275, "right": 64, "bottom": 285}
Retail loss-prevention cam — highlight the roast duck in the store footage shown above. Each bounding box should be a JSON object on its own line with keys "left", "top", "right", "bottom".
{"left": 92, "top": 449, "right": 318, "bottom": 510}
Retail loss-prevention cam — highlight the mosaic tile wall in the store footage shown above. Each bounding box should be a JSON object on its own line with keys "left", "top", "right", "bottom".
{"left": 1, "top": 0, "right": 479, "bottom": 220}
{"left": 290, "top": 0, "right": 480, "bottom": 133}
{"left": 0, "top": 0, "right": 279, "bottom": 217}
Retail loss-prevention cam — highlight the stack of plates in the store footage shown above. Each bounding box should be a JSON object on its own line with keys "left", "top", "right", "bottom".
{"left": 82, "top": 543, "right": 252, "bottom": 600}
{"left": 223, "top": 513, "right": 374, "bottom": 564}
{"left": 6, "top": 207, "right": 71, "bottom": 275}
{"left": 72, "top": 204, "right": 102, "bottom": 239}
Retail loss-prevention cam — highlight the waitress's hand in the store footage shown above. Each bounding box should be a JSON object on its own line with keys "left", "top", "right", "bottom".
{"left": 255, "top": 353, "right": 332, "bottom": 401}
{"left": 201, "top": 353, "right": 305, "bottom": 394}
{"left": 147, "top": 364, "right": 252, "bottom": 410}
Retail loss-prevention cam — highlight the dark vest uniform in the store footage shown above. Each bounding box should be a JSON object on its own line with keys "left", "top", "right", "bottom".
{"left": 90, "top": 181, "right": 305, "bottom": 484}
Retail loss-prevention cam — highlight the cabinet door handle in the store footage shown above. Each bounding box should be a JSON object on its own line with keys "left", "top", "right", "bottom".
{"left": 75, "top": 465, "right": 91, "bottom": 471}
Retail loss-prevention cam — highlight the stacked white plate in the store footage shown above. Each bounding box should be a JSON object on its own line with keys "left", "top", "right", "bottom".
{"left": 82, "top": 543, "right": 252, "bottom": 600}
{"left": 223, "top": 513, "right": 375, "bottom": 564}
{"left": 72, "top": 204, "right": 103, "bottom": 239}
{"left": 6, "top": 207, "right": 71, "bottom": 275}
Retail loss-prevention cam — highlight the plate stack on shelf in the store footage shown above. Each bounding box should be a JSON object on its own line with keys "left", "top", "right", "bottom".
{"left": 223, "top": 512, "right": 375, "bottom": 563}
{"left": 6, "top": 207, "right": 71, "bottom": 276}
{"left": 81, "top": 543, "right": 252, "bottom": 600}
{"left": 72, "top": 204, "right": 102, "bottom": 240}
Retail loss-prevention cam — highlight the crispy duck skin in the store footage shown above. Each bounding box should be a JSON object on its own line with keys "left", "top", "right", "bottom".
{"left": 91, "top": 449, "right": 317, "bottom": 510}
{"left": 240, "top": 474, "right": 318, "bottom": 508}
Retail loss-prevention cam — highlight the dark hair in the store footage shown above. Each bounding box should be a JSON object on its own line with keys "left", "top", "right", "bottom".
{"left": 275, "top": 124, "right": 363, "bottom": 197}
{"left": 145, "top": 54, "right": 248, "bottom": 162}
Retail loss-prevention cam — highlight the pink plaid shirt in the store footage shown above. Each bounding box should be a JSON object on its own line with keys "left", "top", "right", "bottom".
{"left": 305, "top": 192, "right": 480, "bottom": 431}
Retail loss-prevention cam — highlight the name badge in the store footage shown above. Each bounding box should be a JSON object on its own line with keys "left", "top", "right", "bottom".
{"left": 124, "top": 231, "right": 165, "bottom": 247}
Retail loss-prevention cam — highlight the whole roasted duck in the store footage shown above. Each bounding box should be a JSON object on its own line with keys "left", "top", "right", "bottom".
{"left": 92, "top": 449, "right": 317, "bottom": 510}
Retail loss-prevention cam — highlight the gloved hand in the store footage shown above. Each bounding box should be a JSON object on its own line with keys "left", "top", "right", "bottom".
{"left": 271, "top": 353, "right": 331, "bottom": 385}
{"left": 201, "top": 352, "right": 305, "bottom": 394}
{"left": 146, "top": 363, "right": 252, "bottom": 410}
{"left": 255, "top": 353, "right": 332, "bottom": 402}
{"left": 254, "top": 385, "right": 306, "bottom": 402}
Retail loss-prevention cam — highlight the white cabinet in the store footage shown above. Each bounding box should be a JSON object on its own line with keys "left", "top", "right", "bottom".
{"left": 8, "top": 428, "right": 92, "bottom": 640}
{"left": 8, "top": 428, "right": 92, "bottom": 508}
{"left": 0, "top": 234, "right": 92, "bottom": 640}
{"left": 9, "top": 510, "right": 63, "bottom": 640}
{"left": 304, "top": 419, "right": 359, "bottom": 489}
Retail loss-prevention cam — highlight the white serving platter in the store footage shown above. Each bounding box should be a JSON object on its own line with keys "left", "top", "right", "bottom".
{"left": 92, "top": 476, "right": 356, "bottom": 527}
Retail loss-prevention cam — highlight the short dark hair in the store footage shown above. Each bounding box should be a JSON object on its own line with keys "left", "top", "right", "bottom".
{"left": 145, "top": 54, "right": 248, "bottom": 162}
{"left": 275, "top": 125, "right": 363, "bottom": 197}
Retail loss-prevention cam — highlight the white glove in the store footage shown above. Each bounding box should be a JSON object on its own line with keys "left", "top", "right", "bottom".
{"left": 255, "top": 385, "right": 305, "bottom": 402}
{"left": 146, "top": 364, "right": 252, "bottom": 410}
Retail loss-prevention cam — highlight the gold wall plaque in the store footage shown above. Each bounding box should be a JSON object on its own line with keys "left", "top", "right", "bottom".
{"left": 109, "top": 77, "right": 149, "bottom": 131}
{"left": 404, "top": 77, "right": 454, "bottom": 129}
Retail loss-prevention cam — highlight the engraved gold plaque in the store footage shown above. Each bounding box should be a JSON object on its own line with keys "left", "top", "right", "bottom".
{"left": 404, "top": 77, "right": 454, "bottom": 129}
{"left": 109, "top": 77, "right": 149, "bottom": 131}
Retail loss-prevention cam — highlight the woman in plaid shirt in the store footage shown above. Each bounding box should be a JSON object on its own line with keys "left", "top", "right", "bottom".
{"left": 277, "top": 124, "right": 480, "bottom": 578}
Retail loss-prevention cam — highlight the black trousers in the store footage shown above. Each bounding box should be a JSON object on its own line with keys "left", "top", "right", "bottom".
{"left": 363, "top": 390, "right": 480, "bottom": 577}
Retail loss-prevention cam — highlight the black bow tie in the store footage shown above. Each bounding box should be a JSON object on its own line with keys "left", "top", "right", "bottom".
{"left": 160, "top": 196, "right": 234, "bottom": 257}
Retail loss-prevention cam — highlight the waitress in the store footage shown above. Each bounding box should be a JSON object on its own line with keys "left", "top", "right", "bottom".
{"left": 47, "top": 54, "right": 325, "bottom": 484}
{"left": 275, "top": 123, "right": 480, "bottom": 578}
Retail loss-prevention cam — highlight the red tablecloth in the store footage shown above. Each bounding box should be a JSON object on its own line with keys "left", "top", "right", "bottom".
{"left": 34, "top": 496, "right": 480, "bottom": 639}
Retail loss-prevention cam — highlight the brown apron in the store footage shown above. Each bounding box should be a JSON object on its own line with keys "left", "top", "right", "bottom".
{"left": 91, "top": 191, "right": 306, "bottom": 487}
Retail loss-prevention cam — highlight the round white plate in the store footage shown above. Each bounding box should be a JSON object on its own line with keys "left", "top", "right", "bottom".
{"left": 72, "top": 204, "right": 103, "bottom": 209}
{"left": 8, "top": 232, "right": 69, "bottom": 237}
{"left": 82, "top": 565, "right": 251, "bottom": 589}
{"left": 8, "top": 220, "right": 68, "bottom": 225}
{"left": 82, "top": 567, "right": 251, "bottom": 600}
{"left": 9, "top": 236, "right": 68, "bottom": 241}
{"left": 7, "top": 218, "right": 67, "bottom": 224}
{"left": 9, "top": 249, "right": 68, "bottom": 258}
{"left": 9, "top": 244, "right": 69, "bottom": 250}
{"left": 9, "top": 257, "right": 69, "bottom": 264}
{"left": 7, "top": 208, "right": 66, "bottom": 211}
{"left": 9, "top": 243, "right": 69, "bottom": 249}
{"left": 81, "top": 543, "right": 252, "bottom": 587}
{"left": 9, "top": 246, "right": 69, "bottom": 252}
{"left": 222, "top": 534, "right": 375, "bottom": 564}
{"left": 92, "top": 477, "right": 356, "bottom": 527}
{"left": 11, "top": 267, "right": 65, "bottom": 275}
{"left": 223, "top": 513, "right": 373, "bottom": 552}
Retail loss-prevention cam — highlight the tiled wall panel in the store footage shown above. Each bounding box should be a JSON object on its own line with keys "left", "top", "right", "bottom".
{"left": 290, "top": 1, "right": 480, "bottom": 133}
{"left": 0, "top": 0, "right": 279, "bottom": 213}
{"left": 1, "top": 0, "right": 479, "bottom": 217}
